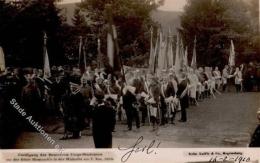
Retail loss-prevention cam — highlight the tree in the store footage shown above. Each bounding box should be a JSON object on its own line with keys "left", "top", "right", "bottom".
{"left": 180, "top": 0, "right": 256, "bottom": 67}
{"left": 0, "top": 0, "right": 65, "bottom": 67}
{"left": 78, "top": 0, "right": 163, "bottom": 66}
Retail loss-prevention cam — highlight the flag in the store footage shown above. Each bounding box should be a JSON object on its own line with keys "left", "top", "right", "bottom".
{"left": 179, "top": 38, "right": 185, "bottom": 69}
{"left": 107, "top": 28, "right": 114, "bottom": 68}
{"left": 229, "top": 40, "right": 235, "bottom": 66}
{"left": 43, "top": 48, "right": 51, "bottom": 78}
{"left": 167, "top": 29, "right": 174, "bottom": 68}
{"left": 153, "top": 29, "right": 162, "bottom": 74}
{"left": 0, "top": 46, "right": 6, "bottom": 72}
{"left": 156, "top": 30, "right": 165, "bottom": 73}
{"left": 175, "top": 33, "right": 181, "bottom": 73}
{"left": 184, "top": 46, "right": 188, "bottom": 67}
{"left": 191, "top": 36, "right": 197, "bottom": 69}
{"left": 107, "top": 24, "right": 121, "bottom": 71}
{"left": 97, "top": 38, "right": 104, "bottom": 68}
{"left": 158, "top": 40, "right": 167, "bottom": 70}
{"left": 149, "top": 27, "right": 154, "bottom": 71}
{"left": 43, "top": 33, "right": 51, "bottom": 78}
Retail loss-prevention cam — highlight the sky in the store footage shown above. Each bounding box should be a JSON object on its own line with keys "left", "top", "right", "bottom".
{"left": 59, "top": 0, "right": 188, "bottom": 12}
{"left": 159, "top": 0, "right": 187, "bottom": 11}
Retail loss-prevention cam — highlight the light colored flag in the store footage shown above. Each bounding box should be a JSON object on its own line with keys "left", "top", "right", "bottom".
{"left": 157, "top": 30, "right": 166, "bottom": 72}
{"left": 107, "top": 30, "right": 114, "bottom": 68}
{"left": 43, "top": 33, "right": 51, "bottom": 78}
{"left": 43, "top": 47, "right": 51, "bottom": 78}
{"left": 149, "top": 27, "right": 154, "bottom": 71}
{"left": 229, "top": 40, "right": 235, "bottom": 66}
{"left": 0, "top": 46, "right": 6, "bottom": 72}
{"left": 179, "top": 37, "right": 185, "bottom": 70}
{"left": 105, "top": 5, "right": 122, "bottom": 73}
{"left": 158, "top": 40, "right": 167, "bottom": 70}
{"left": 107, "top": 24, "right": 120, "bottom": 70}
{"left": 167, "top": 28, "right": 174, "bottom": 68}
{"left": 152, "top": 30, "right": 160, "bottom": 73}
{"left": 184, "top": 46, "right": 188, "bottom": 67}
{"left": 175, "top": 33, "right": 181, "bottom": 73}
{"left": 191, "top": 36, "right": 197, "bottom": 69}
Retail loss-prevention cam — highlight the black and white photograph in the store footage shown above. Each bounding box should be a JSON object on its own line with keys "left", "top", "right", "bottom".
{"left": 0, "top": 0, "right": 260, "bottom": 162}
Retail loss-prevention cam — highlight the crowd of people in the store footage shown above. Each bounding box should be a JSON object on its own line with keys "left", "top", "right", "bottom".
{"left": 0, "top": 62, "right": 260, "bottom": 148}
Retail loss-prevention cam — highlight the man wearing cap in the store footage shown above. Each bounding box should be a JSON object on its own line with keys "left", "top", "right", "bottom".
{"left": 249, "top": 110, "right": 260, "bottom": 147}
{"left": 92, "top": 91, "right": 114, "bottom": 148}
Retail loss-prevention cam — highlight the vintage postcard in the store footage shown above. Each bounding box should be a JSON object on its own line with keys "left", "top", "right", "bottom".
{"left": 0, "top": 0, "right": 260, "bottom": 162}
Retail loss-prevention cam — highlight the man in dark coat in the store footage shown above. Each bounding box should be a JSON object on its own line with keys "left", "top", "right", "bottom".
{"left": 92, "top": 91, "right": 114, "bottom": 148}
{"left": 60, "top": 83, "right": 86, "bottom": 139}
{"left": 177, "top": 71, "right": 189, "bottom": 122}
{"left": 0, "top": 72, "right": 24, "bottom": 148}
{"left": 249, "top": 110, "right": 260, "bottom": 147}
{"left": 51, "top": 75, "right": 68, "bottom": 117}
{"left": 122, "top": 86, "right": 140, "bottom": 131}
{"left": 245, "top": 62, "right": 256, "bottom": 92}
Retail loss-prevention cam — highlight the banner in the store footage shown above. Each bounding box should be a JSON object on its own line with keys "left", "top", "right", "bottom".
{"left": 167, "top": 29, "right": 174, "bottom": 69}
{"left": 191, "top": 36, "right": 197, "bottom": 69}
{"left": 229, "top": 40, "right": 235, "bottom": 67}
{"left": 148, "top": 27, "right": 155, "bottom": 71}
{"left": 175, "top": 34, "right": 180, "bottom": 73}
{"left": 43, "top": 33, "right": 51, "bottom": 78}
{"left": 107, "top": 29, "right": 114, "bottom": 68}
{"left": 0, "top": 46, "right": 6, "bottom": 72}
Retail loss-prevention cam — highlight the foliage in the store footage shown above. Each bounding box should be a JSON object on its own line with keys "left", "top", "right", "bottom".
{"left": 78, "top": 0, "right": 163, "bottom": 65}
{"left": 0, "top": 0, "right": 64, "bottom": 67}
{"left": 180, "top": 0, "right": 259, "bottom": 67}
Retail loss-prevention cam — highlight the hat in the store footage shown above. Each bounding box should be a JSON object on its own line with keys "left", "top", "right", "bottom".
{"left": 94, "top": 90, "right": 105, "bottom": 100}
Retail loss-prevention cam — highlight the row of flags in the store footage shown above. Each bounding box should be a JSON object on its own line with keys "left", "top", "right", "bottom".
{"left": 149, "top": 28, "right": 236, "bottom": 74}
{"left": 149, "top": 28, "right": 198, "bottom": 74}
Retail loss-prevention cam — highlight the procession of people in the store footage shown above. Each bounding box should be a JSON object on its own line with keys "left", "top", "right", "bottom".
{"left": 1, "top": 61, "right": 259, "bottom": 148}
